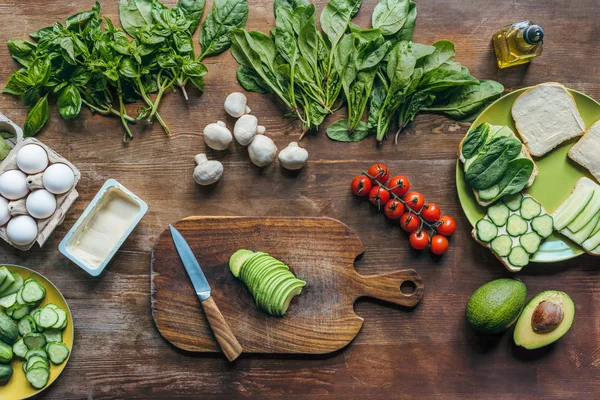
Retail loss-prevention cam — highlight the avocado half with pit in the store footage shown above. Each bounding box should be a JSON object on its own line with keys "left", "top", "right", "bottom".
{"left": 229, "top": 249, "right": 306, "bottom": 317}
{"left": 513, "top": 290, "right": 575, "bottom": 349}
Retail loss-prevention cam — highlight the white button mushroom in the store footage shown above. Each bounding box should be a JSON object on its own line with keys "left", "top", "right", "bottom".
{"left": 278, "top": 142, "right": 308, "bottom": 170}
{"left": 224, "top": 92, "right": 251, "bottom": 118}
{"left": 203, "top": 121, "right": 233, "bottom": 151}
{"left": 234, "top": 115, "right": 266, "bottom": 146}
{"left": 193, "top": 154, "right": 224, "bottom": 186}
{"left": 248, "top": 134, "right": 277, "bottom": 167}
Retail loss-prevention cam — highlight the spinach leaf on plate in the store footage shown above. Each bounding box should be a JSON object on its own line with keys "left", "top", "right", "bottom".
{"left": 465, "top": 137, "right": 523, "bottom": 190}
{"left": 493, "top": 158, "right": 535, "bottom": 201}
{"left": 461, "top": 123, "right": 490, "bottom": 159}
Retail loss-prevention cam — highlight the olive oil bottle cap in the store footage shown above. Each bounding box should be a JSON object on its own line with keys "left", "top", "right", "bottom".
{"left": 524, "top": 25, "right": 544, "bottom": 44}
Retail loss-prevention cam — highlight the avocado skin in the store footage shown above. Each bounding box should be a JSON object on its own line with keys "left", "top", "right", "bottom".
{"left": 466, "top": 278, "right": 527, "bottom": 334}
{"left": 513, "top": 290, "right": 575, "bottom": 349}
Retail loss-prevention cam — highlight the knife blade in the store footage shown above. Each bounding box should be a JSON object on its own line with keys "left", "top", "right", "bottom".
{"left": 170, "top": 225, "right": 211, "bottom": 301}
{"left": 169, "top": 225, "right": 243, "bottom": 361}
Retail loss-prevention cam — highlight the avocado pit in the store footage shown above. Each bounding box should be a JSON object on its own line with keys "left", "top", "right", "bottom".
{"left": 531, "top": 300, "right": 564, "bottom": 334}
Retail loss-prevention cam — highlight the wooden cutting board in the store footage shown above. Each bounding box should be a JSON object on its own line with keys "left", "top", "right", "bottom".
{"left": 151, "top": 216, "right": 424, "bottom": 354}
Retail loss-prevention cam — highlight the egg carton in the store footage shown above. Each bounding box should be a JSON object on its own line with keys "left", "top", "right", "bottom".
{"left": 0, "top": 116, "right": 80, "bottom": 250}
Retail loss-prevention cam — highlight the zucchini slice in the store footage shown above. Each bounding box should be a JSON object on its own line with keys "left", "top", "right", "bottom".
{"left": 476, "top": 219, "right": 498, "bottom": 243}
{"left": 508, "top": 246, "right": 530, "bottom": 268}
{"left": 26, "top": 367, "right": 49, "bottom": 389}
{"left": 46, "top": 342, "right": 69, "bottom": 365}
{"left": 478, "top": 185, "right": 500, "bottom": 201}
{"left": 520, "top": 232, "right": 542, "bottom": 254}
{"left": 531, "top": 214, "right": 554, "bottom": 238}
{"left": 503, "top": 193, "right": 524, "bottom": 211}
{"left": 490, "top": 235, "right": 512, "bottom": 257}
{"left": 506, "top": 214, "right": 528, "bottom": 237}
{"left": 487, "top": 203, "right": 510, "bottom": 227}
{"left": 520, "top": 197, "right": 542, "bottom": 220}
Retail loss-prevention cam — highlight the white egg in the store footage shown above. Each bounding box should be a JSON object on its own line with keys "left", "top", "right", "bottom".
{"left": 43, "top": 163, "right": 75, "bottom": 194}
{"left": 0, "top": 197, "right": 10, "bottom": 226}
{"left": 26, "top": 189, "right": 57, "bottom": 219}
{"left": 0, "top": 170, "right": 29, "bottom": 200}
{"left": 7, "top": 215, "right": 38, "bottom": 246}
{"left": 16, "top": 144, "right": 49, "bottom": 174}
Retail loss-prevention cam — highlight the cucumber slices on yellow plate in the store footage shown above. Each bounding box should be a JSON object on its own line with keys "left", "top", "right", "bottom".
{"left": 0, "top": 265, "right": 73, "bottom": 400}
{"left": 456, "top": 88, "right": 600, "bottom": 262}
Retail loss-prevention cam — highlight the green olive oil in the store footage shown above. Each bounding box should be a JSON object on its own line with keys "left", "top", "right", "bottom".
{"left": 493, "top": 21, "right": 544, "bottom": 68}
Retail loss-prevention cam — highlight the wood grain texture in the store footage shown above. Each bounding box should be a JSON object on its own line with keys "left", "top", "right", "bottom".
{"left": 0, "top": 0, "right": 597, "bottom": 398}
{"left": 152, "top": 216, "right": 423, "bottom": 354}
{"left": 200, "top": 296, "right": 243, "bottom": 361}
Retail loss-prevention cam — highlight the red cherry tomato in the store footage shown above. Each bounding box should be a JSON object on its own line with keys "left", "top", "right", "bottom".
{"left": 400, "top": 212, "right": 420, "bottom": 232}
{"left": 369, "top": 186, "right": 390, "bottom": 209}
{"left": 388, "top": 175, "right": 410, "bottom": 197}
{"left": 404, "top": 192, "right": 425, "bottom": 212}
{"left": 430, "top": 235, "right": 449, "bottom": 255}
{"left": 409, "top": 231, "right": 430, "bottom": 250}
{"left": 367, "top": 164, "right": 390, "bottom": 184}
{"left": 351, "top": 175, "right": 372, "bottom": 197}
{"left": 421, "top": 203, "right": 441, "bottom": 222}
{"left": 437, "top": 216, "right": 457, "bottom": 236}
{"left": 384, "top": 199, "right": 404, "bottom": 220}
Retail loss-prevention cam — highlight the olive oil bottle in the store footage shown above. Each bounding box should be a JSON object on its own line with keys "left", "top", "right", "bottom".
{"left": 492, "top": 21, "right": 544, "bottom": 68}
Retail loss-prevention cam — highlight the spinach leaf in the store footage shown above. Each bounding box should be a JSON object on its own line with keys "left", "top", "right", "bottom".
{"left": 320, "top": 0, "right": 362, "bottom": 50}
{"left": 274, "top": 0, "right": 309, "bottom": 15}
{"left": 395, "top": 0, "right": 416, "bottom": 41}
{"left": 236, "top": 66, "right": 271, "bottom": 93}
{"left": 423, "top": 80, "right": 504, "bottom": 120}
{"left": 326, "top": 119, "right": 370, "bottom": 142}
{"left": 119, "top": 0, "right": 153, "bottom": 39}
{"left": 177, "top": 0, "right": 206, "bottom": 33}
{"left": 200, "top": 0, "right": 249, "bottom": 58}
{"left": 492, "top": 158, "right": 535, "bottom": 201}
{"left": 372, "top": 0, "right": 409, "bottom": 37}
{"left": 420, "top": 40, "right": 455, "bottom": 74}
{"left": 57, "top": 83, "right": 82, "bottom": 120}
{"left": 461, "top": 123, "right": 490, "bottom": 159}
{"left": 367, "top": 77, "right": 386, "bottom": 130}
{"left": 465, "top": 137, "right": 523, "bottom": 190}
{"left": 24, "top": 95, "right": 50, "bottom": 137}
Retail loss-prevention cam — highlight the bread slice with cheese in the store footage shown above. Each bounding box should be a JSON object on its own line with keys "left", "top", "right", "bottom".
{"left": 568, "top": 120, "right": 600, "bottom": 183}
{"left": 511, "top": 83, "right": 586, "bottom": 157}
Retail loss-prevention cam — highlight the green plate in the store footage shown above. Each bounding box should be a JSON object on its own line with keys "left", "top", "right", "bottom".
{"left": 456, "top": 88, "right": 600, "bottom": 262}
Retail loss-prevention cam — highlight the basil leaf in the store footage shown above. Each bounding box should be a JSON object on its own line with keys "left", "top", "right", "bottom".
{"left": 493, "top": 158, "right": 535, "bottom": 201}
{"left": 57, "top": 84, "right": 82, "bottom": 120}
{"left": 461, "top": 123, "right": 490, "bottom": 159}
{"left": 119, "top": 0, "right": 153, "bottom": 39}
{"left": 0, "top": 138, "right": 11, "bottom": 161}
{"left": 327, "top": 119, "right": 370, "bottom": 142}
{"left": 66, "top": 1, "right": 101, "bottom": 29}
{"left": 372, "top": 0, "right": 409, "bottom": 37}
{"left": 24, "top": 95, "right": 50, "bottom": 137}
{"left": 3, "top": 70, "right": 33, "bottom": 96}
{"left": 28, "top": 57, "right": 51, "bottom": 86}
{"left": 200, "top": 0, "right": 249, "bottom": 58}
{"left": 7, "top": 40, "right": 37, "bottom": 68}
{"left": 177, "top": 0, "right": 206, "bottom": 33}
{"left": 465, "top": 137, "right": 523, "bottom": 190}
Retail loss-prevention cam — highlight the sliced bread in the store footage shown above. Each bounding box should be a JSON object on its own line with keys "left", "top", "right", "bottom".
{"left": 511, "top": 82, "right": 586, "bottom": 157}
{"left": 568, "top": 120, "right": 600, "bottom": 183}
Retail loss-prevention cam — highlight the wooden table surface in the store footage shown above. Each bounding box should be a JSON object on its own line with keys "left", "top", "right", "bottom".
{"left": 0, "top": 0, "right": 598, "bottom": 399}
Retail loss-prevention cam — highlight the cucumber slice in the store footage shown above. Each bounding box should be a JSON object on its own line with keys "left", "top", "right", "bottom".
{"left": 229, "top": 249, "right": 254, "bottom": 278}
{"left": 508, "top": 246, "right": 530, "bottom": 268}
{"left": 520, "top": 197, "right": 542, "bottom": 220}
{"left": 0, "top": 274, "right": 23, "bottom": 298}
{"left": 503, "top": 193, "right": 524, "bottom": 211}
{"left": 583, "top": 228, "right": 600, "bottom": 252}
{"left": 26, "top": 367, "right": 49, "bottom": 389}
{"left": 43, "top": 329, "right": 62, "bottom": 343}
{"left": 23, "top": 333, "right": 46, "bottom": 350}
{"left": 553, "top": 185, "right": 594, "bottom": 230}
{"left": 520, "top": 232, "right": 542, "bottom": 254}
{"left": 490, "top": 235, "right": 512, "bottom": 257}
{"left": 0, "top": 271, "right": 16, "bottom": 296}
{"left": 0, "top": 293, "right": 17, "bottom": 309}
{"left": 506, "top": 214, "right": 528, "bottom": 237}
{"left": 18, "top": 316, "right": 37, "bottom": 336}
{"left": 12, "top": 338, "right": 27, "bottom": 359}
{"left": 38, "top": 308, "right": 58, "bottom": 329}
{"left": 27, "top": 360, "right": 49, "bottom": 372}
{"left": 24, "top": 348, "right": 47, "bottom": 361}
{"left": 531, "top": 214, "right": 554, "bottom": 238}
{"left": 25, "top": 356, "right": 48, "bottom": 372}
{"left": 568, "top": 189, "right": 600, "bottom": 232}
{"left": 487, "top": 203, "right": 510, "bottom": 227}
{"left": 476, "top": 219, "right": 498, "bottom": 243}
{"left": 0, "top": 269, "right": 7, "bottom": 289}
{"left": 12, "top": 305, "right": 30, "bottom": 320}
{"left": 52, "top": 308, "right": 67, "bottom": 329}
{"left": 478, "top": 185, "right": 500, "bottom": 201}
{"left": 568, "top": 211, "right": 600, "bottom": 245}
{"left": 45, "top": 342, "right": 69, "bottom": 365}
{"left": 21, "top": 280, "right": 45, "bottom": 304}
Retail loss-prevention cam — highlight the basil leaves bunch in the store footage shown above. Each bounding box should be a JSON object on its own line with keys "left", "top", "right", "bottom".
{"left": 2, "top": 0, "right": 248, "bottom": 141}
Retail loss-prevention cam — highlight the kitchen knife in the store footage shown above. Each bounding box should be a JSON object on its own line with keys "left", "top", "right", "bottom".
{"left": 169, "top": 225, "right": 243, "bottom": 361}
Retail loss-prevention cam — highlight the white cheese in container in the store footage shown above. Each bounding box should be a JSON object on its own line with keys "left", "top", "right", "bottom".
{"left": 59, "top": 179, "right": 147, "bottom": 276}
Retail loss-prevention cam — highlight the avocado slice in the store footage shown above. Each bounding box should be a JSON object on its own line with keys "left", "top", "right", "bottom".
{"left": 239, "top": 252, "right": 268, "bottom": 283}
{"left": 274, "top": 280, "right": 306, "bottom": 316}
{"left": 263, "top": 273, "right": 297, "bottom": 315}
{"left": 255, "top": 270, "right": 290, "bottom": 312}
{"left": 229, "top": 250, "right": 254, "bottom": 277}
{"left": 513, "top": 290, "right": 575, "bottom": 349}
{"left": 251, "top": 260, "right": 287, "bottom": 300}
{"left": 244, "top": 257, "right": 276, "bottom": 296}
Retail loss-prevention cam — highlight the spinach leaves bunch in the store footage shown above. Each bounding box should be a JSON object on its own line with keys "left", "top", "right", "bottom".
{"left": 2, "top": 0, "right": 248, "bottom": 142}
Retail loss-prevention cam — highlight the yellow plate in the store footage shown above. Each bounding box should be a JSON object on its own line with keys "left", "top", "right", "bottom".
{"left": 0, "top": 265, "right": 73, "bottom": 400}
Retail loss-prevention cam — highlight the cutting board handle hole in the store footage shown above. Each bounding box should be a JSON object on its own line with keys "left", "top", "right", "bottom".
{"left": 400, "top": 280, "right": 417, "bottom": 295}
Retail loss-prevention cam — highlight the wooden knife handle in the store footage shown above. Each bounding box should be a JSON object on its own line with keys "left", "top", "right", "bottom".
{"left": 354, "top": 269, "right": 424, "bottom": 307}
{"left": 201, "top": 296, "right": 243, "bottom": 361}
